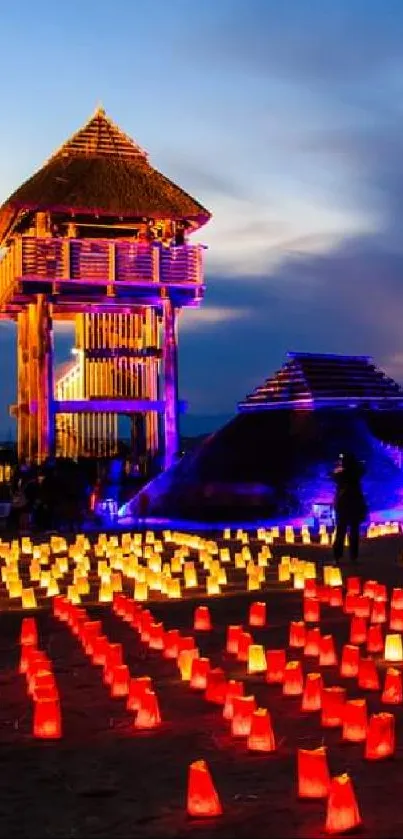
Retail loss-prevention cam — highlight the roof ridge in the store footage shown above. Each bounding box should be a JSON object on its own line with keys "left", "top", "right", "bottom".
{"left": 48, "top": 107, "right": 149, "bottom": 163}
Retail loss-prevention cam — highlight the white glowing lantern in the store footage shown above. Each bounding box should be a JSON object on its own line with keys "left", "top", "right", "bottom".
{"left": 385, "top": 633, "right": 403, "bottom": 662}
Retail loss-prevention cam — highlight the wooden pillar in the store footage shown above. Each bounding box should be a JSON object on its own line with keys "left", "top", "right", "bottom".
{"left": 162, "top": 296, "right": 179, "bottom": 470}
{"left": 36, "top": 295, "right": 54, "bottom": 462}
{"left": 17, "top": 311, "right": 30, "bottom": 461}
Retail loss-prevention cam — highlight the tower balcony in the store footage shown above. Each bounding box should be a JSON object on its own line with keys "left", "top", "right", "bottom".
{"left": 0, "top": 238, "right": 206, "bottom": 314}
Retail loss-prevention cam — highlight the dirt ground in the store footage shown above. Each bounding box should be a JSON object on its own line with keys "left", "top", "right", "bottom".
{"left": 0, "top": 535, "right": 402, "bottom": 839}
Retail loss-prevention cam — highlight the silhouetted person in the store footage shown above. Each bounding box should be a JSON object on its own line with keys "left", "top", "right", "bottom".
{"left": 332, "top": 453, "right": 367, "bottom": 563}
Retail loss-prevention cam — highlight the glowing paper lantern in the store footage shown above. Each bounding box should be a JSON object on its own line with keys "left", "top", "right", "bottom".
{"left": 321, "top": 687, "right": 346, "bottom": 728}
{"left": 20, "top": 618, "right": 37, "bottom": 647}
{"left": 148, "top": 622, "right": 165, "bottom": 650}
{"left": 303, "top": 579, "right": 317, "bottom": 600}
{"left": 247, "top": 644, "right": 267, "bottom": 674}
{"left": 363, "top": 579, "right": 377, "bottom": 599}
{"left": 346, "top": 577, "right": 361, "bottom": 596}
{"left": 297, "top": 747, "right": 330, "bottom": 799}
{"left": 231, "top": 695, "right": 256, "bottom": 736}
{"left": 354, "top": 596, "right": 371, "bottom": 618}
{"left": 391, "top": 588, "right": 403, "bottom": 610}
{"left": 302, "top": 672, "right": 323, "bottom": 711}
{"left": 92, "top": 636, "right": 110, "bottom": 666}
{"left": 110, "top": 665, "right": 130, "bottom": 697}
{"left": 374, "top": 583, "right": 387, "bottom": 602}
{"left": 367, "top": 624, "right": 383, "bottom": 653}
{"left": 21, "top": 588, "right": 37, "bottom": 609}
{"left": 382, "top": 668, "right": 403, "bottom": 705}
{"left": 384, "top": 633, "right": 403, "bottom": 662}
{"left": 237, "top": 631, "right": 253, "bottom": 662}
{"left": 266, "top": 649, "right": 286, "bottom": 684}
{"left": 249, "top": 601, "right": 266, "bottom": 627}
{"left": 304, "top": 627, "right": 321, "bottom": 657}
{"left": 282, "top": 661, "right": 303, "bottom": 696}
{"left": 127, "top": 676, "right": 152, "bottom": 711}
{"left": 163, "top": 629, "right": 180, "bottom": 659}
{"left": 194, "top": 606, "right": 212, "bottom": 631}
{"left": 223, "top": 680, "right": 244, "bottom": 720}
{"left": 226, "top": 625, "right": 242, "bottom": 655}
{"left": 325, "top": 774, "right": 361, "bottom": 834}
{"left": 342, "top": 699, "right": 368, "bottom": 742}
{"left": 371, "top": 600, "right": 387, "bottom": 624}
{"left": 187, "top": 760, "right": 222, "bottom": 818}
{"left": 205, "top": 668, "right": 227, "bottom": 705}
{"left": 289, "top": 621, "right": 306, "bottom": 649}
{"left": 358, "top": 658, "right": 379, "bottom": 691}
{"left": 33, "top": 698, "right": 61, "bottom": 739}
{"left": 329, "top": 588, "right": 343, "bottom": 608}
{"left": 135, "top": 689, "right": 161, "bottom": 729}
{"left": 178, "top": 648, "right": 199, "bottom": 681}
{"left": 340, "top": 644, "right": 360, "bottom": 678}
{"left": 365, "top": 712, "right": 395, "bottom": 760}
{"left": 350, "top": 617, "right": 367, "bottom": 645}
{"left": 134, "top": 581, "right": 148, "bottom": 602}
{"left": 389, "top": 608, "right": 403, "bottom": 631}
{"left": 247, "top": 708, "right": 276, "bottom": 752}
{"left": 304, "top": 598, "right": 320, "bottom": 623}
{"left": 319, "top": 635, "right": 337, "bottom": 667}
{"left": 190, "top": 658, "right": 210, "bottom": 690}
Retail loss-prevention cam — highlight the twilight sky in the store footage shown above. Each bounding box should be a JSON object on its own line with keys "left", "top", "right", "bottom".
{"left": 1, "top": 0, "right": 403, "bottom": 434}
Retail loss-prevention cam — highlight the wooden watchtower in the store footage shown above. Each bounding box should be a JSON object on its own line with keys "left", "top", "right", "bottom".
{"left": 0, "top": 107, "right": 211, "bottom": 470}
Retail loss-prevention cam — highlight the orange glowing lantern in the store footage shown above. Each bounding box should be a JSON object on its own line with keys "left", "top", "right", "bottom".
{"left": 384, "top": 633, "right": 403, "bottom": 662}
{"left": 374, "top": 583, "right": 387, "bottom": 602}
{"left": 237, "top": 631, "right": 253, "bottom": 662}
{"left": 223, "top": 680, "right": 244, "bottom": 719}
{"left": 389, "top": 608, "right": 403, "bottom": 631}
{"left": 367, "top": 624, "right": 383, "bottom": 653}
{"left": 302, "top": 672, "right": 323, "bottom": 711}
{"left": 297, "top": 747, "right": 330, "bottom": 799}
{"left": 148, "top": 622, "right": 165, "bottom": 650}
{"left": 163, "top": 629, "right": 180, "bottom": 659}
{"left": 110, "top": 665, "right": 130, "bottom": 697}
{"left": 178, "top": 648, "right": 199, "bottom": 681}
{"left": 190, "top": 657, "right": 210, "bottom": 690}
{"left": 247, "top": 708, "right": 276, "bottom": 752}
{"left": 382, "top": 668, "right": 403, "bottom": 704}
{"left": 266, "top": 649, "right": 286, "bottom": 683}
{"left": 340, "top": 644, "right": 360, "bottom": 678}
{"left": 127, "top": 676, "right": 152, "bottom": 711}
{"left": 289, "top": 621, "right": 306, "bottom": 648}
{"left": 365, "top": 712, "right": 395, "bottom": 760}
{"left": 350, "top": 616, "right": 367, "bottom": 645}
{"left": 135, "top": 689, "right": 161, "bottom": 729}
{"left": 358, "top": 657, "right": 379, "bottom": 691}
{"left": 325, "top": 774, "right": 361, "bottom": 834}
{"left": 20, "top": 618, "right": 37, "bottom": 647}
{"left": 187, "top": 760, "right": 223, "bottom": 818}
{"left": 205, "top": 668, "right": 227, "bottom": 705}
{"left": 194, "top": 606, "right": 212, "bottom": 631}
{"left": 283, "top": 661, "right": 303, "bottom": 696}
{"left": 226, "top": 625, "right": 242, "bottom": 655}
{"left": 371, "top": 600, "right": 387, "bottom": 624}
{"left": 304, "top": 598, "right": 320, "bottom": 623}
{"left": 231, "top": 695, "right": 256, "bottom": 736}
{"left": 249, "top": 601, "right": 266, "bottom": 627}
{"left": 304, "top": 627, "right": 321, "bottom": 657}
{"left": 391, "top": 588, "right": 403, "bottom": 610}
{"left": 342, "top": 699, "right": 368, "bottom": 742}
{"left": 319, "top": 635, "right": 337, "bottom": 667}
{"left": 33, "top": 698, "right": 62, "bottom": 739}
{"left": 321, "top": 687, "right": 346, "bottom": 728}
{"left": 247, "top": 644, "right": 267, "bottom": 674}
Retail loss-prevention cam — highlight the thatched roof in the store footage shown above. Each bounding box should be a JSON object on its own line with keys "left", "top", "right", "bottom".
{"left": 0, "top": 107, "right": 211, "bottom": 244}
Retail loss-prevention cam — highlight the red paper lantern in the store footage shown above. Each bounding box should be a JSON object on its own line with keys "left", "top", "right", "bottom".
{"left": 346, "top": 577, "right": 361, "bottom": 596}
{"left": 362, "top": 580, "right": 377, "bottom": 599}
{"left": 354, "top": 596, "right": 371, "bottom": 618}
{"left": 148, "top": 622, "right": 165, "bottom": 650}
{"left": 319, "top": 635, "right": 337, "bottom": 667}
{"left": 266, "top": 649, "right": 286, "bottom": 683}
{"left": 140, "top": 610, "right": 152, "bottom": 643}
{"left": 304, "top": 598, "right": 320, "bottom": 623}
{"left": 342, "top": 699, "right": 367, "bottom": 742}
{"left": 135, "top": 689, "right": 161, "bottom": 729}
{"left": 178, "top": 636, "right": 196, "bottom": 654}
{"left": 371, "top": 601, "right": 387, "bottom": 624}
{"left": 81, "top": 621, "right": 102, "bottom": 655}
{"left": 367, "top": 624, "right": 383, "bottom": 653}
{"left": 340, "top": 644, "right": 360, "bottom": 678}
{"left": 92, "top": 635, "right": 110, "bottom": 666}
{"left": 289, "top": 621, "right": 306, "bottom": 648}
{"left": 304, "top": 627, "right": 321, "bottom": 656}
{"left": 226, "top": 625, "right": 242, "bottom": 655}
{"left": 365, "top": 712, "right": 395, "bottom": 760}
{"left": 187, "top": 760, "right": 222, "bottom": 817}
{"left": 247, "top": 708, "right": 276, "bottom": 752}
{"left": 317, "top": 585, "right": 331, "bottom": 604}
{"left": 163, "top": 629, "right": 180, "bottom": 659}
{"left": 382, "top": 667, "right": 403, "bottom": 704}
{"left": 389, "top": 608, "right": 403, "bottom": 631}
{"left": 19, "top": 644, "right": 36, "bottom": 675}
{"left": 391, "top": 588, "right": 403, "bottom": 610}
{"left": 194, "top": 606, "right": 212, "bottom": 631}
{"left": 358, "top": 657, "right": 379, "bottom": 691}
{"left": 302, "top": 672, "right": 323, "bottom": 711}
{"left": 325, "top": 774, "right": 361, "bottom": 834}
{"left": 329, "top": 588, "right": 343, "bottom": 608}
{"left": 103, "top": 643, "right": 123, "bottom": 685}
{"left": 374, "top": 583, "right": 387, "bottom": 602}
{"left": 20, "top": 617, "right": 37, "bottom": 647}
{"left": 223, "top": 680, "right": 244, "bottom": 720}
{"left": 237, "top": 631, "right": 253, "bottom": 662}
{"left": 205, "top": 668, "right": 227, "bottom": 705}
{"left": 297, "top": 747, "right": 330, "bottom": 799}
{"left": 321, "top": 687, "right": 346, "bottom": 728}
{"left": 344, "top": 593, "right": 358, "bottom": 615}
{"left": 304, "top": 580, "right": 317, "bottom": 600}
{"left": 33, "top": 698, "right": 62, "bottom": 739}
{"left": 249, "top": 601, "right": 266, "bottom": 627}
{"left": 350, "top": 616, "right": 367, "bottom": 645}
{"left": 110, "top": 664, "right": 130, "bottom": 697}
{"left": 283, "top": 661, "right": 303, "bottom": 696}
{"left": 231, "top": 695, "right": 256, "bottom": 736}
{"left": 190, "top": 657, "right": 210, "bottom": 690}
{"left": 127, "top": 676, "right": 152, "bottom": 711}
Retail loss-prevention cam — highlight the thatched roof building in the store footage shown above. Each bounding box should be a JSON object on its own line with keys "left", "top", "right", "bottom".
{"left": 0, "top": 107, "right": 211, "bottom": 245}
{"left": 123, "top": 353, "right": 403, "bottom": 523}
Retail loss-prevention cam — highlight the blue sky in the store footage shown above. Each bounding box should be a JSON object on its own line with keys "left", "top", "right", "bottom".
{"left": 1, "top": 0, "right": 403, "bottom": 434}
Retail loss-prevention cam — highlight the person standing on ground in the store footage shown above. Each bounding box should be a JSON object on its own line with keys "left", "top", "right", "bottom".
{"left": 332, "top": 452, "right": 367, "bottom": 563}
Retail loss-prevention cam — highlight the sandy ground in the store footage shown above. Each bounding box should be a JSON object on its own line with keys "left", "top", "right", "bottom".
{"left": 0, "top": 535, "right": 402, "bottom": 838}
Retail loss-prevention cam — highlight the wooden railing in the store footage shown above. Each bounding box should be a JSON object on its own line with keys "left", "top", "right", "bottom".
{"left": 0, "top": 238, "right": 204, "bottom": 299}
